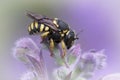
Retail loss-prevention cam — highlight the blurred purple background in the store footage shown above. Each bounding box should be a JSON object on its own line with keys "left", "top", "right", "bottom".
{"left": 0, "top": 0, "right": 120, "bottom": 80}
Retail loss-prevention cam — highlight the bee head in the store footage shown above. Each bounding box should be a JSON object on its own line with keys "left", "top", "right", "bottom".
{"left": 65, "top": 30, "right": 78, "bottom": 49}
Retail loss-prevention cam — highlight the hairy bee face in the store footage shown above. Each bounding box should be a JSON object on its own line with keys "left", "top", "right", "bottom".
{"left": 64, "top": 30, "right": 76, "bottom": 49}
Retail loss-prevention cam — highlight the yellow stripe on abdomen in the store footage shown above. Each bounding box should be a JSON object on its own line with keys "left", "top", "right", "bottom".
{"left": 35, "top": 21, "right": 38, "bottom": 29}
{"left": 30, "top": 22, "right": 34, "bottom": 30}
{"left": 40, "top": 24, "right": 44, "bottom": 32}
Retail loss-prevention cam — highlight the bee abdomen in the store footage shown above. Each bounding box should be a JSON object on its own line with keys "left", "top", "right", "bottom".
{"left": 28, "top": 21, "right": 50, "bottom": 35}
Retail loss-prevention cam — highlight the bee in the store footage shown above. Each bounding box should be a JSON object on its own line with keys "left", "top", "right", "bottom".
{"left": 27, "top": 12, "right": 78, "bottom": 58}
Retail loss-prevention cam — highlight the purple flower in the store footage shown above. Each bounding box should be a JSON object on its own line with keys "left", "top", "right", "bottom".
{"left": 69, "top": 44, "right": 81, "bottom": 57}
{"left": 13, "top": 38, "right": 40, "bottom": 63}
{"left": 79, "top": 49, "right": 107, "bottom": 78}
{"left": 12, "top": 37, "right": 107, "bottom": 80}
{"left": 20, "top": 71, "right": 37, "bottom": 80}
{"left": 13, "top": 38, "right": 48, "bottom": 80}
{"left": 94, "top": 50, "right": 107, "bottom": 69}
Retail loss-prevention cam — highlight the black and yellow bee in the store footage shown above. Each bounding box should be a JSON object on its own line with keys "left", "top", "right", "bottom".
{"left": 27, "top": 12, "right": 78, "bottom": 58}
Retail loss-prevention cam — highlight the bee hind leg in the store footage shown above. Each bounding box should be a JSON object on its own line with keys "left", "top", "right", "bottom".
{"left": 61, "top": 40, "right": 66, "bottom": 58}
{"left": 49, "top": 38, "right": 55, "bottom": 57}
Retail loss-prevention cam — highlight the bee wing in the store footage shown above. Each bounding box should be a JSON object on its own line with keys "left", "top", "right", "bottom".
{"left": 26, "top": 11, "right": 46, "bottom": 20}
{"left": 26, "top": 11, "right": 59, "bottom": 31}
{"left": 41, "top": 20, "right": 59, "bottom": 31}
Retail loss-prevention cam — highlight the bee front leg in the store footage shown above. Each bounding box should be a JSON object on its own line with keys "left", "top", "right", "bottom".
{"left": 49, "top": 38, "right": 54, "bottom": 57}
{"left": 61, "top": 40, "right": 66, "bottom": 58}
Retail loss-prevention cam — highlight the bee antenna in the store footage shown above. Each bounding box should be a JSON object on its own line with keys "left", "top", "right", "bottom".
{"left": 76, "top": 37, "right": 79, "bottom": 39}
{"left": 76, "top": 29, "right": 83, "bottom": 36}
{"left": 75, "top": 29, "right": 83, "bottom": 40}
{"left": 74, "top": 37, "right": 79, "bottom": 40}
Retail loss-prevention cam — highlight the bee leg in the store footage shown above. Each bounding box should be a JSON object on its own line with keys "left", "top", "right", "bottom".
{"left": 40, "top": 32, "right": 49, "bottom": 43}
{"left": 41, "top": 32, "right": 49, "bottom": 38}
{"left": 49, "top": 38, "right": 54, "bottom": 57}
{"left": 61, "top": 40, "right": 66, "bottom": 58}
